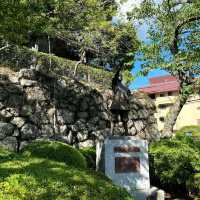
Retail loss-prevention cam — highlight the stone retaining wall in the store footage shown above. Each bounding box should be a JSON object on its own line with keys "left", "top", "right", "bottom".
{"left": 0, "top": 67, "right": 158, "bottom": 151}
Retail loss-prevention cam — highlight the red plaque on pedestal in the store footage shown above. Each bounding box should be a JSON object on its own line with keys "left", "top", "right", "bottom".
{"left": 115, "top": 157, "right": 140, "bottom": 173}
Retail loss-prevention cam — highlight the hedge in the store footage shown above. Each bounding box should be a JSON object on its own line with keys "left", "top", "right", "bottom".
{"left": 187, "top": 173, "right": 200, "bottom": 198}
{"left": 149, "top": 138, "right": 200, "bottom": 197}
{"left": 0, "top": 45, "right": 113, "bottom": 88}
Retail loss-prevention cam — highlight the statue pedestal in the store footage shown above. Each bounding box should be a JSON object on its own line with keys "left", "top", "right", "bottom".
{"left": 104, "top": 136, "right": 150, "bottom": 200}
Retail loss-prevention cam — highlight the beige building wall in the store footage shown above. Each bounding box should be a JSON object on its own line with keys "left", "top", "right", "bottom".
{"left": 174, "top": 94, "right": 200, "bottom": 130}
{"left": 153, "top": 92, "right": 179, "bottom": 131}
{"left": 152, "top": 92, "right": 200, "bottom": 131}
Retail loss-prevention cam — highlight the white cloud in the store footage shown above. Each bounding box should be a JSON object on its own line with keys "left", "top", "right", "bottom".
{"left": 116, "top": 0, "right": 162, "bottom": 19}
{"left": 116, "top": 0, "right": 143, "bottom": 19}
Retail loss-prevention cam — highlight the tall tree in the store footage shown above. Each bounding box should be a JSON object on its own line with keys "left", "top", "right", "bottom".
{"left": 131, "top": 0, "right": 200, "bottom": 135}
{"left": 52, "top": 1, "right": 139, "bottom": 78}
{"left": 0, "top": 0, "right": 54, "bottom": 47}
{"left": 0, "top": 0, "right": 139, "bottom": 84}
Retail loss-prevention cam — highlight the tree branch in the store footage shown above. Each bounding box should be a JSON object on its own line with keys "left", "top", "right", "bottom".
{"left": 166, "top": 0, "right": 194, "bottom": 14}
{"left": 172, "top": 0, "right": 193, "bottom": 7}
{"left": 101, "top": 0, "right": 115, "bottom": 7}
{"left": 73, "top": 50, "right": 86, "bottom": 77}
{"left": 170, "top": 15, "right": 200, "bottom": 54}
{"left": 55, "top": 32, "right": 113, "bottom": 56}
{"left": 0, "top": 43, "right": 10, "bottom": 52}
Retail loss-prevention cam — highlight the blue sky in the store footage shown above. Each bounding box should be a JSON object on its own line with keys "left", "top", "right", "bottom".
{"left": 128, "top": 22, "right": 169, "bottom": 90}
{"left": 129, "top": 61, "right": 169, "bottom": 90}
{"left": 116, "top": 0, "right": 168, "bottom": 90}
{"left": 128, "top": 29, "right": 168, "bottom": 90}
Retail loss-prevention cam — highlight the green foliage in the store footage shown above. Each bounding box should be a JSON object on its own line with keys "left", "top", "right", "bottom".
{"left": 131, "top": 1, "right": 200, "bottom": 93}
{"left": 80, "top": 147, "right": 96, "bottom": 170}
{"left": 0, "top": 1, "right": 31, "bottom": 44}
{"left": 131, "top": 0, "right": 200, "bottom": 76}
{"left": 130, "top": 0, "right": 200, "bottom": 133}
{"left": 0, "top": 147, "right": 15, "bottom": 161}
{"left": 52, "top": 0, "right": 118, "bottom": 66}
{"left": 21, "top": 141, "right": 87, "bottom": 169}
{"left": 187, "top": 173, "right": 200, "bottom": 198}
{"left": 0, "top": 145, "right": 132, "bottom": 200}
{"left": 149, "top": 138, "right": 200, "bottom": 194}
{"left": 122, "top": 70, "right": 134, "bottom": 86}
{"left": 0, "top": 0, "right": 139, "bottom": 73}
{"left": 174, "top": 126, "right": 200, "bottom": 168}
{"left": 106, "top": 22, "right": 140, "bottom": 71}
{"left": 150, "top": 135, "right": 200, "bottom": 198}
{"left": 132, "top": 0, "right": 200, "bottom": 86}
{"left": 0, "top": 1, "right": 53, "bottom": 44}
{"left": 175, "top": 125, "right": 200, "bottom": 140}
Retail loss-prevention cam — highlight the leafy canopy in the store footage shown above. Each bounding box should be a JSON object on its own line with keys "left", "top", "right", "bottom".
{"left": 0, "top": 0, "right": 139, "bottom": 76}
{"left": 131, "top": 0, "right": 200, "bottom": 88}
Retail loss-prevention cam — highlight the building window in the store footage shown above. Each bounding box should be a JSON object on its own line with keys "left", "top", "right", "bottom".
{"left": 149, "top": 94, "right": 155, "bottom": 99}
{"left": 158, "top": 103, "right": 173, "bottom": 109}
{"left": 158, "top": 104, "right": 168, "bottom": 109}
{"left": 160, "top": 93, "right": 165, "bottom": 97}
{"left": 168, "top": 92, "right": 173, "bottom": 96}
{"left": 159, "top": 117, "right": 165, "bottom": 122}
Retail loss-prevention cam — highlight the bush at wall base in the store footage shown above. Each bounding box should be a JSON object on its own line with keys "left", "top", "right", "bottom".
{"left": 149, "top": 138, "right": 200, "bottom": 197}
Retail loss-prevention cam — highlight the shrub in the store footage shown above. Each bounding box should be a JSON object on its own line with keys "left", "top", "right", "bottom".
{"left": 175, "top": 125, "right": 200, "bottom": 140}
{"left": 187, "top": 173, "right": 200, "bottom": 198}
{"left": 80, "top": 147, "right": 96, "bottom": 170}
{"left": 175, "top": 126, "right": 200, "bottom": 155}
{"left": 21, "top": 140, "right": 87, "bottom": 169}
{"left": 0, "top": 45, "right": 113, "bottom": 88}
{"left": 149, "top": 139, "right": 200, "bottom": 193}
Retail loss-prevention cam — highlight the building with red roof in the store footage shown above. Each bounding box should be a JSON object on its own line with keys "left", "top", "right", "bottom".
{"left": 139, "top": 75, "right": 180, "bottom": 95}
{"left": 138, "top": 75, "right": 200, "bottom": 131}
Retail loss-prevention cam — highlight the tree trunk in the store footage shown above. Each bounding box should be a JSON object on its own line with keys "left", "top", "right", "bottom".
{"left": 87, "top": 72, "right": 91, "bottom": 82}
{"left": 48, "top": 35, "right": 52, "bottom": 68}
{"left": 162, "top": 95, "right": 188, "bottom": 137}
{"left": 73, "top": 60, "right": 82, "bottom": 77}
{"left": 73, "top": 50, "right": 86, "bottom": 78}
{"left": 96, "top": 135, "right": 104, "bottom": 171}
{"left": 111, "top": 68, "right": 121, "bottom": 93}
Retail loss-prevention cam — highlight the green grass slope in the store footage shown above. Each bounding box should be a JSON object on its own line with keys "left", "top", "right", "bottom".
{"left": 0, "top": 142, "right": 132, "bottom": 200}
{"left": 21, "top": 141, "right": 87, "bottom": 169}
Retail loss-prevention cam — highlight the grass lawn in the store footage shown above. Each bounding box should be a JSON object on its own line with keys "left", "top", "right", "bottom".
{"left": 0, "top": 142, "right": 132, "bottom": 200}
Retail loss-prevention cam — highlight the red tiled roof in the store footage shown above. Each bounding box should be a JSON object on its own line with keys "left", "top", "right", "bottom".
{"left": 139, "top": 75, "right": 180, "bottom": 94}
{"left": 150, "top": 75, "right": 177, "bottom": 84}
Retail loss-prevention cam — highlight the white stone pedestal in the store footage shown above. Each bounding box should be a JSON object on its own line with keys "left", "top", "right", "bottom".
{"left": 104, "top": 136, "right": 150, "bottom": 200}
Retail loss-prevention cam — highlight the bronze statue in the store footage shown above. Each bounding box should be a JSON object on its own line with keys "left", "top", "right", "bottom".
{"left": 110, "top": 69, "right": 131, "bottom": 135}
